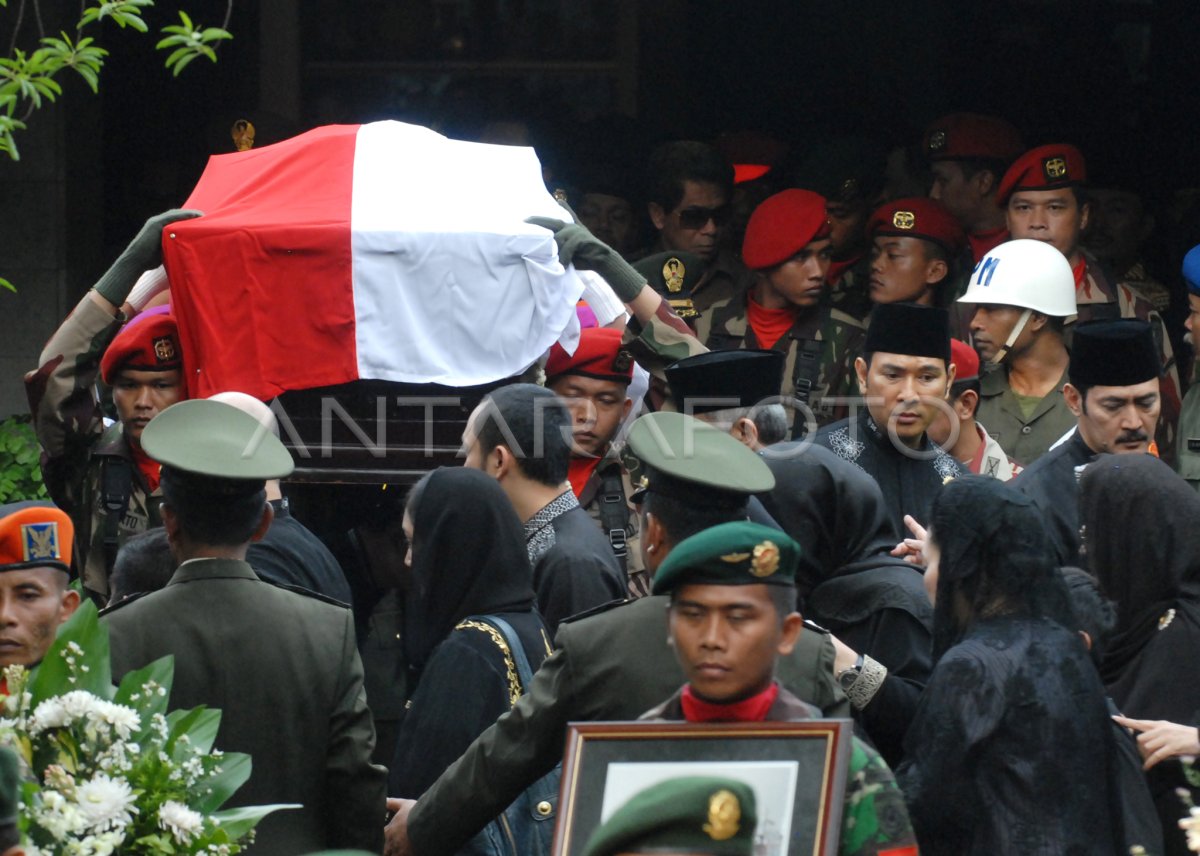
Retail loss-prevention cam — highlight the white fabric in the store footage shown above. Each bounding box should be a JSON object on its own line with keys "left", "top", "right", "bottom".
{"left": 578, "top": 270, "right": 628, "bottom": 327}
{"left": 349, "top": 121, "right": 586, "bottom": 386}
{"left": 127, "top": 265, "right": 170, "bottom": 312}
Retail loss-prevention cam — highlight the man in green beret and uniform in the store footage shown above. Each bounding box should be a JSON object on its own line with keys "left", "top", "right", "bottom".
{"left": 383, "top": 412, "right": 847, "bottom": 856}
{"left": 645, "top": 521, "right": 918, "bottom": 856}
{"left": 583, "top": 776, "right": 757, "bottom": 856}
{"left": 101, "top": 399, "right": 386, "bottom": 855}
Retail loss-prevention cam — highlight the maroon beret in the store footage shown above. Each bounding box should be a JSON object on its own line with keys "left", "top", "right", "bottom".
{"left": 923, "top": 113, "right": 1024, "bottom": 164}
{"left": 950, "top": 338, "right": 980, "bottom": 383}
{"left": 545, "top": 326, "right": 633, "bottom": 385}
{"left": 996, "top": 144, "right": 1087, "bottom": 205}
{"left": 867, "top": 197, "right": 966, "bottom": 255}
{"left": 100, "top": 312, "right": 182, "bottom": 384}
{"left": 742, "top": 189, "right": 831, "bottom": 270}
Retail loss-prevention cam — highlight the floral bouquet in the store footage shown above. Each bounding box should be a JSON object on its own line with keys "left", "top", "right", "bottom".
{"left": 0, "top": 601, "right": 293, "bottom": 854}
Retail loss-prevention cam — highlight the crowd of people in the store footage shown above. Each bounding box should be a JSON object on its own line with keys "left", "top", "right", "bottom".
{"left": 6, "top": 111, "right": 1200, "bottom": 855}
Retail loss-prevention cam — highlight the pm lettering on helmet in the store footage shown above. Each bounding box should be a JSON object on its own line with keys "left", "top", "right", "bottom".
{"left": 973, "top": 256, "right": 1001, "bottom": 288}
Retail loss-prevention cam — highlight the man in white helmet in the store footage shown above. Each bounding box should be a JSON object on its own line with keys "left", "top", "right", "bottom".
{"left": 958, "top": 239, "right": 1078, "bottom": 465}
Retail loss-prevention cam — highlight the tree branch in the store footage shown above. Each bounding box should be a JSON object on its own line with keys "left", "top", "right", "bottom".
{"left": 8, "top": 0, "right": 27, "bottom": 56}
{"left": 32, "top": 0, "right": 45, "bottom": 40}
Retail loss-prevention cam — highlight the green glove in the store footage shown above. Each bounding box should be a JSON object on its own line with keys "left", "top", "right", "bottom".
{"left": 93, "top": 208, "right": 203, "bottom": 307}
{"left": 526, "top": 216, "right": 647, "bottom": 303}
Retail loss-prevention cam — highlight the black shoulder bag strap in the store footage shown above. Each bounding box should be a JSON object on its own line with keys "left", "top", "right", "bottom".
{"left": 100, "top": 454, "right": 134, "bottom": 570}
{"left": 596, "top": 468, "right": 630, "bottom": 573}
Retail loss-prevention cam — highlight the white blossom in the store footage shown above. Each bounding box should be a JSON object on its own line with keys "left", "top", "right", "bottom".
{"left": 158, "top": 799, "right": 205, "bottom": 844}
{"left": 74, "top": 772, "right": 137, "bottom": 833}
{"left": 90, "top": 701, "right": 140, "bottom": 740}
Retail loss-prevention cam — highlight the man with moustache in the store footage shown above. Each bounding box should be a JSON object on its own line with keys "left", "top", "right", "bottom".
{"left": 1015, "top": 319, "right": 1163, "bottom": 565}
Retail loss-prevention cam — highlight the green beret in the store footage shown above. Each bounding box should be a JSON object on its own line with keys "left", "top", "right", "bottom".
{"left": 632, "top": 251, "right": 707, "bottom": 320}
{"left": 141, "top": 399, "right": 294, "bottom": 480}
{"left": 624, "top": 412, "right": 774, "bottom": 507}
{"left": 0, "top": 745, "right": 19, "bottom": 826}
{"left": 582, "top": 776, "right": 757, "bottom": 856}
{"left": 653, "top": 521, "right": 799, "bottom": 594}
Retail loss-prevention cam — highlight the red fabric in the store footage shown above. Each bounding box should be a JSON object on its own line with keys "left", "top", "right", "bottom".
{"left": 732, "top": 164, "right": 772, "bottom": 184}
{"left": 867, "top": 197, "right": 965, "bottom": 255}
{"left": 545, "top": 327, "right": 632, "bottom": 384}
{"left": 924, "top": 113, "right": 1023, "bottom": 162}
{"left": 968, "top": 227, "right": 1009, "bottom": 263}
{"left": 163, "top": 124, "right": 360, "bottom": 400}
{"left": 997, "top": 143, "right": 1087, "bottom": 205}
{"left": 1072, "top": 256, "right": 1099, "bottom": 301}
{"left": 130, "top": 444, "right": 161, "bottom": 493}
{"left": 99, "top": 312, "right": 181, "bottom": 384}
{"left": 567, "top": 456, "right": 602, "bottom": 498}
{"left": 746, "top": 298, "right": 796, "bottom": 350}
{"left": 681, "top": 682, "right": 779, "bottom": 722}
{"left": 950, "top": 338, "right": 980, "bottom": 382}
{"left": 827, "top": 253, "right": 862, "bottom": 285}
{"left": 742, "top": 189, "right": 830, "bottom": 270}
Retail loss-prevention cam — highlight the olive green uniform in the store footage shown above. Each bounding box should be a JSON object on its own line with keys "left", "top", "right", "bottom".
{"left": 404, "top": 596, "right": 849, "bottom": 856}
{"left": 695, "top": 292, "right": 867, "bottom": 430}
{"left": 24, "top": 295, "right": 160, "bottom": 599}
{"left": 1177, "top": 383, "right": 1200, "bottom": 493}
{"left": 975, "top": 367, "right": 1075, "bottom": 467}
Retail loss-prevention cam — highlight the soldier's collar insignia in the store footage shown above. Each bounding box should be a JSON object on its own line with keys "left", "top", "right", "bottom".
{"left": 21, "top": 522, "right": 60, "bottom": 562}
{"left": 892, "top": 210, "right": 916, "bottom": 230}
{"left": 751, "top": 540, "right": 780, "bottom": 577}
{"left": 153, "top": 336, "right": 178, "bottom": 363}
{"left": 663, "top": 257, "right": 686, "bottom": 293}
{"left": 703, "top": 789, "right": 741, "bottom": 841}
{"left": 1043, "top": 156, "right": 1068, "bottom": 180}
{"left": 720, "top": 551, "right": 751, "bottom": 564}
{"left": 668, "top": 298, "right": 698, "bottom": 319}
{"left": 928, "top": 129, "right": 947, "bottom": 152}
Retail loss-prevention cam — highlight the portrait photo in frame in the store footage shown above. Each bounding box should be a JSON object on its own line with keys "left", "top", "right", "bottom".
{"left": 553, "top": 719, "right": 853, "bottom": 856}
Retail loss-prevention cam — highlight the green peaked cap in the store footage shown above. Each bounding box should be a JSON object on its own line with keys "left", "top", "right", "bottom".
{"left": 141, "top": 399, "right": 295, "bottom": 480}
{"left": 653, "top": 520, "right": 800, "bottom": 594}
{"left": 582, "top": 775, "right": 757, "bottom": 856}
{"left": 624, "top": 411, "right": 774, "bottom": 506}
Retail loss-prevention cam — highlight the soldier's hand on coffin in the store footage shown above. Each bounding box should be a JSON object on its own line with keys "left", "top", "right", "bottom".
{"left": 526, "top": 215, "right": 646, "bottom": 303}
{"left": 94, "top": 208, "right": 203, "bottom": 309}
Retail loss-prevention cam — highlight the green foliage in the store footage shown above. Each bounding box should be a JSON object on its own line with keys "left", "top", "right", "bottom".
{"left": 0, "top": 414, "right": 49, "bottom": 503}
{"left": 0, "top": 1, "right": 233, "bottom": 161}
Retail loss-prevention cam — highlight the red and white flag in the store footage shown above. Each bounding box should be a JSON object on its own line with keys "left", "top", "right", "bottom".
{"left": 163, "top": 121, "right": 585, "bottom": 400}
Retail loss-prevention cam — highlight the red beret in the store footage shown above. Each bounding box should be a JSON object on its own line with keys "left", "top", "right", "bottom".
{"left": 742, "top": 189, "right": 831, "bottom": 271}
{"left": 867, "top": 198, "right": 966, "bottom": 255}
{"left": 996, "top": 144, "right": 1087, "bottom": 205}
{"left": 545, "top": 327, "right": 633, "bottom": 385}
{"left": 0, "top": 504, "right": 73, "bottom": 573}
{"left": 923, "top": 113, "right": 1024, "bottom": 164}
{"left": 100, "top": 311, "right": 183, "bottom": 385}
{"left": 950, "top": 338, "right": 980, "bottom": 383}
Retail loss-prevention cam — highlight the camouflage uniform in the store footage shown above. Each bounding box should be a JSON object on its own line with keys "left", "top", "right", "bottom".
{"left": 577, "top": 448, "right": 647, "bottom": 597}
{"left": 694, "top": 290, "right": 867, "bottom": 432}
{"left": 827, "top": 254, "right": 873, "bottom": 325}
{"left": 23, "top": 296, "right": 161, "bottom": 600}
{"left": 1073, "top": 249, "right": 1181, "bottom": 461}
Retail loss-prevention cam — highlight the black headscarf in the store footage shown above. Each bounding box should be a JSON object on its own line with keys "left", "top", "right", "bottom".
{"left": 403, "top": 467, "right": 536, "bottom": 673}
{"left": 929, "top": 476, "right": 1073, "bottom": 660}
{"left": 1080, "top": 454, "right": 1200, "bottom": 684}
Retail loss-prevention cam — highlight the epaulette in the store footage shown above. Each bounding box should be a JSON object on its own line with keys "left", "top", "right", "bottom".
{"left": 558, "top": 597, "right": 632, "bottom": 626}
{"left": 802, "top": 618, "right": 831, "bottom": 635}
{"left": 259, "top": 578, "right": 351, "bottom": 608}
{"left": 98, "top": 589, "right": 153, "bottom": 616}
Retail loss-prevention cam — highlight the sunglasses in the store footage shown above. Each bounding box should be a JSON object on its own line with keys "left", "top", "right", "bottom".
{"left": 676, "top": 204, "right": 733, "bottom": 230}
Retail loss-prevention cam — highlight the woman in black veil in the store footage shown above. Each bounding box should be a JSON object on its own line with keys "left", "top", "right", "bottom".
{"left": 389, "top": 467, "right": 549, "bottom": 800}
{"left": 897, "top": 476, "right": 1123, "bottom": 855}
{"left": 1082, "top": 453, "right": 1200, "bottom": 856}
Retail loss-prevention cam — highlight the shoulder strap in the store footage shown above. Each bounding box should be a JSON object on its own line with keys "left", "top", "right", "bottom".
{"left": 481, "top": 615, "right": 536, "bottom": 692}
{"left": 789, "top": 336, "right": 824, "bottom": 406}
{"left": 100, "top": 453, "right": 134, "bottom": 569}
{"left": 596, "top": 468, "right": 630, "bottom": 571}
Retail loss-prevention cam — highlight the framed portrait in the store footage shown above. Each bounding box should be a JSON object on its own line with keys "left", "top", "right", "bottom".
{"left": 553, "top": 719, "right": 853, "bottom": 856}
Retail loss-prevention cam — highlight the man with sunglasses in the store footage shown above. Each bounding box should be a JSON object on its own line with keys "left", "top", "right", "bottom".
{"left": 644, "top": 141, "right": 745, "bottom": 316}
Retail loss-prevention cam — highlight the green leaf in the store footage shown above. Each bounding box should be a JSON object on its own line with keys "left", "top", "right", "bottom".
{"left": 208, "top": 803, "right": 299, "bottom": 839}
{"left": 113, "top": 654, "right": 174, "bottom": 718}
{"left": 27, "top": 601, "right": 114, "bottom": 703}
{"left": 0, "top": 278, "right": 14, "bottom": 292}
{"left": 192, "top": 751, "right": 252, "bottom": 813}
{"left": 201, "top": 28, "right": 233, "bottom": 42}
{"left": 166, "top": 705, "right": 221, "bottom": 755}
{"left": 169, "top": 51, "right": 198, "bottom": 76}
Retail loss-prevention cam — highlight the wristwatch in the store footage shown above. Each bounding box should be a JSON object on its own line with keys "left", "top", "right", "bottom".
{"left": 837, "top": 653, "right": 865, "bottom": 691}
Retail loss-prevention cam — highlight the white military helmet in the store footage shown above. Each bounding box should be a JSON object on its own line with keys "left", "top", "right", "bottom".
{"left": 958, "top": 239, "right": 1077, "bottom": 317}
{"left": 958, "top": 239, "right": 1077, "bottom": 364}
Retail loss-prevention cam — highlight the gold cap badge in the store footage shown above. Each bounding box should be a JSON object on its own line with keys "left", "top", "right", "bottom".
{"left": 720, "top": 551, "right": 751, "bottom": 564}
{"left": 702, "top": 789, "right": 741, "bottom": 841}
{"left": 750, "top": 540, "right": 780, "bottom": 577}
{"left": 928, "top": 129, "right": 947, "bottom": 152}
{"left": 1043, "top": 156, "right": 1068, "bottom": 180}
{"left": 231, "top": 118, "right": 256, "bottom": 152}
{"left": 892, "top": 211, "right": 916, "bottom": 230}
{"left": 153, "top": 336, "right": 178, "bottom": 363}
{"left": 663, "top": 257, "right": 686, "bottom": 293}
{"left": 21, "top": 522, "right": 60, "bottom": 562}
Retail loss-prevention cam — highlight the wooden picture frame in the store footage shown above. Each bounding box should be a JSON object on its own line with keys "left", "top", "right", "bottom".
{"left": 553, "top": 719, "right": 853, "bottom": 856}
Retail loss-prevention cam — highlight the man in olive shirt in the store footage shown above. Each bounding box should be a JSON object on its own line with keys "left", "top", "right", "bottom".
{"left": 959, "top": 239, "right": 1078, "bottom": 466}
{"left": 383, "top": 412, "right": 847, "bottom": 856}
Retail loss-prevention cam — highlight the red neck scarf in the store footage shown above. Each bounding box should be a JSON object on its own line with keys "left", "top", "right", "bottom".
{"left": 968, "top": 226, "right": 1009, "bottom": 263}
{"left": 567, "top": 455, "right": 602, "bottom": 498}
{"left": 746, "top": 297, "right": 796, "bottom": 350}
{"left": 1072, "top": 256, "right": 1089, "bottom": 292}
{"left": 680, "top": 682, "right": 779, "bottom": 723}
{"left": 827, "top": 253, "right": 862, "bottom": 285}
{"left": 130, "top": 443, "right": 161, "bottom": 493}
